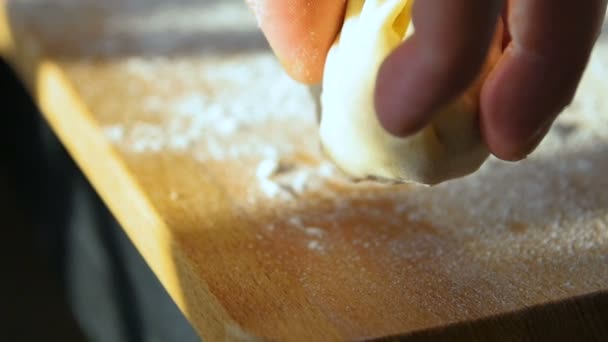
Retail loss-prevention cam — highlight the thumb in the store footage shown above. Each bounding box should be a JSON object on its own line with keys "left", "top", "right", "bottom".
{"left": 246, "top": 0, "right": 346, "bottom": 84}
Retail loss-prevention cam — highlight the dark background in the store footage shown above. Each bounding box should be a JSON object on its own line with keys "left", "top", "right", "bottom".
{"left": 0, "top": 59, "right": 200, "bottom": 342}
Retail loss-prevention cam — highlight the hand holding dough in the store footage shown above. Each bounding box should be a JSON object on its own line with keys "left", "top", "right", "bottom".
{"left": 319, "top": 0, "right": 501, "bottom": 185}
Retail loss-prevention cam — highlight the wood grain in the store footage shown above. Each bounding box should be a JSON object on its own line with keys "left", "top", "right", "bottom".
{"left": 1, "top": 0, "right": 608, "bottom": 340}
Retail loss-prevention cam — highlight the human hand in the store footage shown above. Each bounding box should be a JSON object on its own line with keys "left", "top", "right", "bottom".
{"left": 246, "top": 0, "right": 607, "bottom": 161}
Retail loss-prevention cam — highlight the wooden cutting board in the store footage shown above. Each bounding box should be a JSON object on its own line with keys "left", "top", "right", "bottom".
{"left": 2, "top": 0, "right": 608, "bottom": 340}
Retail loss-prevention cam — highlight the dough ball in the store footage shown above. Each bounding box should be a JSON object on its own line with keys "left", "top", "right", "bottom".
{"left": 319, "top": 0, "right": 501, "bottom": 185}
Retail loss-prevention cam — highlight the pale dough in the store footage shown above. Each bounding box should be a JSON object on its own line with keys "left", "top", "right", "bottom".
{"left": 319, "top": 0, "right": 500, "bottom": 185}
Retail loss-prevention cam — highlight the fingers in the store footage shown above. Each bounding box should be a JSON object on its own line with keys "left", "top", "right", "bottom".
{"left": 375, "top": 0, "right": 504, "bottom": 136}
{"left": 245, "top": 0, "right": 346, "bottom": 84}
{"left": 481, "top": 0, "right": 608, "bottom": 161}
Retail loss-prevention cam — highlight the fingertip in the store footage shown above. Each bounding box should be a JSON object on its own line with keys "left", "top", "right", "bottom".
{"left": 262, "top": 25, "right": 327, "bottom": 84}
{"left": 278, "top": 52, "right": 325, "bottom": 85}
{"left": 374, "top": 36, "right": 491, "bottom": 138}
{"left": 374, "top": 0, "right": 502, "bottom": 138}
{"left": 483, "top": 114, "right": 552, "bottom": 161}
{"left": 480, "top": 48, "right": 559, "bottom": 161}
{"left": 252, "top": 0, "right": 345, "bottom": 85}
{"left": 374, "top": 38, "right": 436, "bottom": 136}
{"left": 481, "top": 0, "right": 604, "bottom": 162}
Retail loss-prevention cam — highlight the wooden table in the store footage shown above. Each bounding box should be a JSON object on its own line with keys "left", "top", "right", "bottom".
{"left": 2, "top": 1, "right": 608, "bottom": 340}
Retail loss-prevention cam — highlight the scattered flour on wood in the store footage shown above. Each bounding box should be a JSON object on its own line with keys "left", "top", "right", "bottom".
{"left": 304, "top": 227, "right": 326, "bottom": 238}
{"left": 307, "top": 240, "right": 325, "bottom": 252}
{"left": 95, "top": 9, "right": 608, "bottom": 272}
{"left": 98, "top": 54, "right": 348, "bottom": 200}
